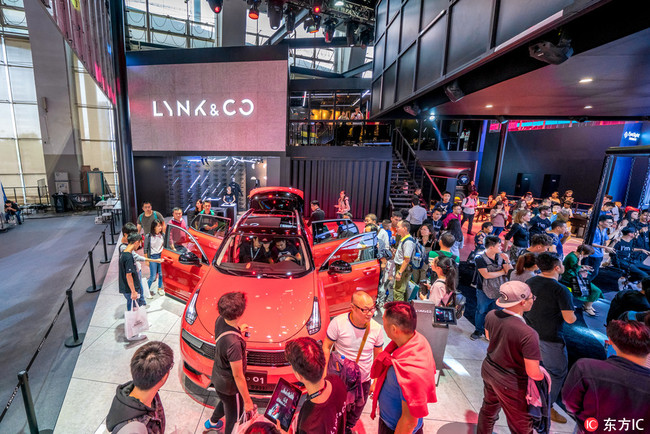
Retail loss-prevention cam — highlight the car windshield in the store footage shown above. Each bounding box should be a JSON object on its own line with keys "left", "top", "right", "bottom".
{"left": 214, "top": 233, "right": 311, "bottom": 276}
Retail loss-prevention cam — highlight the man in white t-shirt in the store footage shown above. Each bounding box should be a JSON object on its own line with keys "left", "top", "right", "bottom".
{"left": 323, "top": 291, "right": 384, "bottom": 434}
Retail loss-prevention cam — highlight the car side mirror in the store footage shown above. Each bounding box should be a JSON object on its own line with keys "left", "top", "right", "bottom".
{"left": 329, "top": 260, "right": 352, "bottom": 274}
{"left": 179, "top": 251, "right": 201, "bottom": 266}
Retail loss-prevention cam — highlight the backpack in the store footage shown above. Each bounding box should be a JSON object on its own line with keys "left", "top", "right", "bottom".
{"left": 446, "top": 291, "right": 467, "bottom": 320}
{"left": 474, "top": 253, "right": 507, "bottom": 299}
{"left": 404, "top": 237, "right": 426, "bottom": 270}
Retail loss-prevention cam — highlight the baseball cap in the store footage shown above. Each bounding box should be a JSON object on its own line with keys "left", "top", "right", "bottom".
{"left": 496, "top": 281, "right": 532, "bottom": 308}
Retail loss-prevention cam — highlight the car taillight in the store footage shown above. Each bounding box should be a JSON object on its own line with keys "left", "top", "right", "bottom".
{"left": 185, "top": 289, "right": 199, "bottom": 325}
{"left": 306, "top": 297, "right": 321, "bottom": 335}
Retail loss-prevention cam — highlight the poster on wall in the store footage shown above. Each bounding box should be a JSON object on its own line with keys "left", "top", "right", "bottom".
{"left": 127, "top": 60, "right": 287, "bottom": 153}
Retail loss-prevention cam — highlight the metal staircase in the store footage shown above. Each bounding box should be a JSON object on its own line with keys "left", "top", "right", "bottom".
{"left": 389, "top": 156, "right": 416, "bottom": 211}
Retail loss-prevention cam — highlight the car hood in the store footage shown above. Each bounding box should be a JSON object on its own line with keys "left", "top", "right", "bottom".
{"left": 196, "top": 271, "right": 316, "bottom": 343}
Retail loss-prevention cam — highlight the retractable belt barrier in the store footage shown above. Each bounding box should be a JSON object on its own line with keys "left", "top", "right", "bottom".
{"left": 0, "top": 226, "right": 112, "bottom": 433}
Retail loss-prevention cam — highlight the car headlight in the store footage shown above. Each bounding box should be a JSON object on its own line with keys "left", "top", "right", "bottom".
{"left": 306, "top": 297, "right": 321, "bottom": 335}
{"left": 185, "top": 290, "right": 199, "bottom": 325}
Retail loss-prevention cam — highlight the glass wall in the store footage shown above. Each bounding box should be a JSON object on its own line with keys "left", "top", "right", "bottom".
{"left": 73, "top": 56, "right": 119, "bottom": 196}
{"left": 0, "top": 34, "right": 47, "bottom": 204}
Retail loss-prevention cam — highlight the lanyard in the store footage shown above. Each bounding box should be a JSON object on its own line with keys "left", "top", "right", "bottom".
{"left": 307, "top": 384, "right": 327, "bottom": 400}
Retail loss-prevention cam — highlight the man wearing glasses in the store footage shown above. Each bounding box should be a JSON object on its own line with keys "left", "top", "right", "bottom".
{"left": 323, "top": 291, "right": 384, "bottom": 434}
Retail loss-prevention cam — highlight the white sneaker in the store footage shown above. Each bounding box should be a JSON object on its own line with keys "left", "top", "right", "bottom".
{"left": 145, "top": 291, "right": 153, "bottom": 299}
{"left": 127, "top": 333, "right": 146, "bottom": 341}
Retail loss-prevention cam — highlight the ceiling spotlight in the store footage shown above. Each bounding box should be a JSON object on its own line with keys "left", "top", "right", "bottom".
{"left": 267, "top": 0, "right": 283, "bottom": 30}
{"left": 312, "top": 0, "right": 322, "bottom": 14}
{"left": 485, "top": 104, "right": 493, "bottom": 108}
{"left": 304, "top": 13, "right": 321, "bottom": 33}
{"left": 346, "top": 21, "right": 358, "bottom": 46}
{"left": 248, "top": 3, "right": 259, "bottom": 19}
{"left": 579, "top": 77, "right": 593, "bottom": 84}
{"left": 584, "top": 105, "right": 593, "bottom": 109}
{"left": 334, "top": 0, "right": 344, "bottom": 5}
{"left": 323, "top": 18, "right": 338, "bottom": 43}
{"left": 207, "top": 0, "right": 223, "bottom": 13}
{"left": 284, "top": 8, "right": 296, "bottom": 33}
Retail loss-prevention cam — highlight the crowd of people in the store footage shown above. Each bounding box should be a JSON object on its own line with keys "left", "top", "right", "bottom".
{"left": 109, "top": 189, "right": 650, "bottom": 434}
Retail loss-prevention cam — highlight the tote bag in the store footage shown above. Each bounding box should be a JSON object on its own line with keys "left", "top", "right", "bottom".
{"left": 125, "top": 303, "right": 150, "bottom": 339}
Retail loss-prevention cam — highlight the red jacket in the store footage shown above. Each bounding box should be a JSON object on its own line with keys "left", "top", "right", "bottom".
{"left": 370, "top": 332, "right": 437, "bottom": 420}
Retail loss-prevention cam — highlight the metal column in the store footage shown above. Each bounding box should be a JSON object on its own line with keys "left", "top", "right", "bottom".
{"left": 491, "top": 121, "right": 508, "bottom": 197}
{"left": 109, "top": 0, "right": 137, "bottom": 223}
{"left": 584, "top": 155, "right": 615, "bottom": 244}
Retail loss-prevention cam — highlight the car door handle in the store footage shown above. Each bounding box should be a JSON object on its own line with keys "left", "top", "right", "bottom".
{"left": 362, "top": 268, "right": 375, "bottom": 275}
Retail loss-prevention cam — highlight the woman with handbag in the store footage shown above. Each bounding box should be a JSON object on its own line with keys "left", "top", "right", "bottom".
{"left": 204, "top": 292, "right": 256, "bottom": 433}
{"left": 421, "top": 256, "right": 457, "bottom": 306}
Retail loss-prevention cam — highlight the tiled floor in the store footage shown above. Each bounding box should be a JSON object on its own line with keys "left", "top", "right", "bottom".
{"left": 55, "top": 222, "right": 580, "bottom": 434}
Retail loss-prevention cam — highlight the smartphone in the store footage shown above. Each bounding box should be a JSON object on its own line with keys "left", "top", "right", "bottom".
{"left": 264, "top": 378, "right": 302, "bottom": 431}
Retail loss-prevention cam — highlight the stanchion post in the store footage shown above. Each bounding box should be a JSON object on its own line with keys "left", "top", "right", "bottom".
{"left": 86, "top": 251, "right": 102, "bottom": 293}
{"left": 110, "top": 212, "right": 116, "bottom": 235}
{"left": 18, "top": 371, "right": 53, "bottom": 434}
{"left": 108, "top": 221, "right": 116, "bottom": 245}
{"left": 100, "top": 230, "right": 110, "bottom": 264}
{"left": 64, "top": 289, "right": 85, "bottom": 347}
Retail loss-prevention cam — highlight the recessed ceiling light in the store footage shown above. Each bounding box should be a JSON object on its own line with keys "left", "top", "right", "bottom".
{"left": 485, "top": 104, "right": 493, "bottom": 108}
{"left": 579, "top": 78, "right": 593, "bottom": 84}
{"left": 584, "top": 105, "right": 593, "bottom": 109}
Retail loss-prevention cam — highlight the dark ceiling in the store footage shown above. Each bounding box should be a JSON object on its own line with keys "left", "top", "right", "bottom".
{"left": 431, "top": 27, "right": 650, "bottom": 120}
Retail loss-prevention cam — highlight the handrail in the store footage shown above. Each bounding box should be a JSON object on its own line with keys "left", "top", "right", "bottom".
{"left": 393, "top": 129, "right": 443, "bottom": 203}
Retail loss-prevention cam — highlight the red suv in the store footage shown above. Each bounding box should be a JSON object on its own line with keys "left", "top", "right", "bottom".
{"left": 161, "top": 187, "right": 381, "bottom": 396}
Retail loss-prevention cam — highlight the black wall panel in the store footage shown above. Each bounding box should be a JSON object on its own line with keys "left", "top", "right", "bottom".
{"left": 416, "top": 19, "right": 446, "bottom": 90}
{"left": 382, "top": 63, "right": 397, "bottom": 109}
{"left": 289, "top": 147, "right": 392, "bottom": 219}
{"left": 373, "top": 35, "right": 385, "bottom": 77}
{"left": 420, "top": 0, "right": 447, "bottom": 31}
{"left": 385, "top": 20, "right": 401, "bottom": 66}
{"left": 376, "top": 0, "right": 388, "bottom": 37}
{"left": 134, "top": 157, "right": 169, "bottom": 217}
{"left": 447, "top": 0, "right": 492, "bottom": 72}
{"left": 371, "top": 78, "right": 382, "bottom": 115}
{"left": 400, "top": 0, "right": 421, "bottom": 51}
{"left": 397, "top": 44, "right": 417, "bottom": 103}
{"left": 495, "top": 0, "right": 573, "bottom": 46}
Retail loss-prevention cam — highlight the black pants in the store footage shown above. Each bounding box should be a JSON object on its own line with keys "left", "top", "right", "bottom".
{"left": 346, "top": 380, "right": 371, "bottom": 433}
{"left": 477, "top": 364, "right": 532, "bottom": 434}
{"left": 378, "top": 417, "right": 423, "bottom": 434}
{"left": 461, "top": 212, "right": 475, "bottom": 233}
{"left": 620, "top": 260, "right": 650, "bottom": 279}
{"left": 210, "top": 391, "right": 243, "bottom": 434}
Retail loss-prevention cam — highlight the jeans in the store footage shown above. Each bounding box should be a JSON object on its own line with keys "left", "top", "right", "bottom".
{"left": 210, "top": 391, "right": 243, "bottom": 434}
{"left": 450, "top": 240, "right": 463, "bottom": 258}
{"left": 539, "top": 340, "right": 568, "bottom": 405}
{"left": 148, "top": 253, "right": 162, "bottom": 289}
{"left": 122, "top": 287, "right": 146, "bottom": 311}
{"left": 461, "top": 212, "right": 475, "bottom": 232}
{"left": 474, "top": 289, "right": 497, "bottom": 335}
{"left": 378, "top": 417, "right": 423, "bottom": 434}
{"left": 5, "top": 210, "right": 21, "bottom": 224}
{"left": 584, "top": 256, "right": 603, "bottom": 282}
{"left": 346, "top": 380, "right": 371, "bottom": 433}
{"left": 492, "top": 227, "right": 504, "bottom": 237}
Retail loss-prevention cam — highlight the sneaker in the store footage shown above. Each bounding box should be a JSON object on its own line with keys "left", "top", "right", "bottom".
{"left": 145, "top": 291, "right": 153, "bottom": 299}
{"left": 158, "top": 288, "right": 165, "bottom": 296}
{"left": 551, "top": 408, "right": 567, "bottom": 424}
{"left": 470, "top": 331, "right": 484, "bottom": 341}
{"left": 204, "top": 419, "right": 224, "bottom": 430}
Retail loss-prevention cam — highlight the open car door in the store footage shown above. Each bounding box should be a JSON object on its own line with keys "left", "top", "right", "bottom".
{"left": 162, "top": 224, "right": 211, "bottom": 302}
{"left": 310, "top": 219, "right": 360, "bottom": 268}
{"left": 188, "top": 214, "right": 230, "bottom": 261}
{"left": 317, "top": 232, "right": 380, "bottom": 316}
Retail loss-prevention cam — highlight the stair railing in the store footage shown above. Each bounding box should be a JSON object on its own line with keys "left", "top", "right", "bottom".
{"left": 393, "top": 128, "right": 444, "bottom": 208}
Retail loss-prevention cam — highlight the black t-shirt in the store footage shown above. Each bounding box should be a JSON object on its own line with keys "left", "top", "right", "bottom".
{"left": 529, "top": 216, "right": 551, "bottom": 236}
{"left": 118, "top": 251, "right": 140, "bottom": 294}
{"left": 297, "top": 376, "right": 347, "bottom": 434}
{"left": 606, "top": 289, "right": 650, "bottom": 324}
{"left": 614, "top": 239, "right": 634, "bottom": 262}
{"left": 239, "top": 243, "right": 274, "bottom": 263}
{"left": 505, "top": 223, "right": 530, "bottom": 248}
{"left": 524, "top": 276, "right": 574, "bottom": 343}
{"left": 274, "top": 243, "right": 299, "bottom": 262}
{"left": 436, "top": 201, "right": 452, "bottom": 217}
{"left": 484, "top": 310, "right": 541, "bottom": 383}
{"left": 211, "top": 316, "right": 246, "bottom": 395}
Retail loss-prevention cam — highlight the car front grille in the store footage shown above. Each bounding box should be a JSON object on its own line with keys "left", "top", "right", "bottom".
{"left": 182, "top": 330, "right": 290, "bottom": 367}
{"left": 246, "top": 350, "right": 290, "bottom": 367}
{"left": 182, "top": 329, "right": 215, "bottom": 360}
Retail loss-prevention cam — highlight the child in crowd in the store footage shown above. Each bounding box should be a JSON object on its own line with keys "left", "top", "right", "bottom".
{"left": 120, "top": 222, "right": 162, "bottom": 299}
{"left": 468, "top": 222, "right": 493, "bottom": 262}
{"left": 381, "top": 219, "right": 392, "bottom": 244}
{"left": 421, "top": 256, "right": 458, "bottom": 306}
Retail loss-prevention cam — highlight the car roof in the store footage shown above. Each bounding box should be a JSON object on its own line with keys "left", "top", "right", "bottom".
{"left": 234, "top": 211, "right": 301, "bottom": 236}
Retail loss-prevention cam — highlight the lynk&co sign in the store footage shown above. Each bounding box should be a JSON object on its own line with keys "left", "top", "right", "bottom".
{"left": 151, "top": 99, "right": 255, "bottom": 117}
